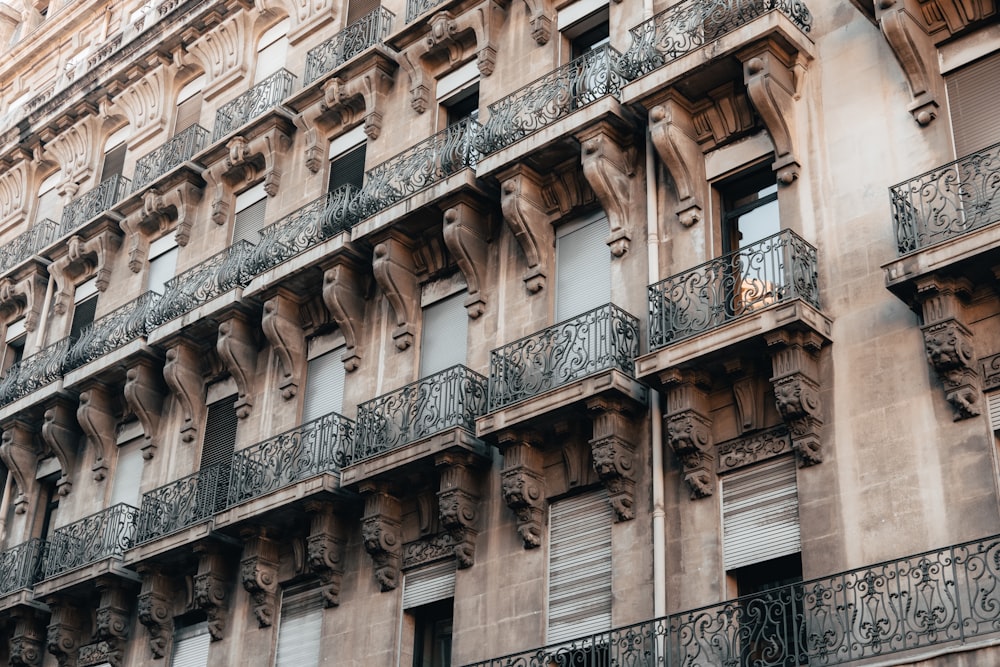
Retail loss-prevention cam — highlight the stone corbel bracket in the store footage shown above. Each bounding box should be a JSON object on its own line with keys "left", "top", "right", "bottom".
{"left": 162, "top": 340, "right": 206, "bottom": 444}
{"left": 586, "top": 396, "right": 638, "bottom": 521}
{"left": 261, "top": 290, "right": 306, "bottom": 400}
{"left": 372, "top": 234, "right": 419, "bottom": 351}
{"left": 321, "top": 253, "right": 370, "bottom": 372}
{"left": 41, "top": 397, "right": 80, "bottom": 496}
{"left": 0, "top": 420, "right": 40, "bottom": 515}
{"left": 726, "top": 359, "right": 766, "bottom": 435}
{"left": 93, "top": 577, "right": 133, "bottom": 664}
{"left": 305, "top": 500, "right": 348, "bottom": 607}
{"left": 498, "top": 431, "right": 546, "bottom": 548}
{"left": 766, "top": 329, "right": 826, "bottom": 465}
{"left": 436, "top": 452, "right": 486, "bottom": 567}
{"left": 45, "top": 598, "right": 83, "bottom": 667}
{"left": 121, "top": 184, "right": 202, "bottom": 272}
{"left": 123, "top": 358, "right": 166, "bottom": 459}
{"left": 739, "top": 41, "right": 811, "bottom": 185}
{"left": 315, "top": 59, "right": 397, "bottom": 145}
{"left": 217, "top": 313, "right": 258, "bottom": 419}
{"left": 0, "top": 272, "right": 48, "bottom": 333}
{"left": 136, "top": 567, "right": 174, "bottom": 659}
{"left": 648, "top": 92, "right": 708, "bottom": 228}
{"left": 499, "top": 164, "right": 555, "bottom": 294}
{"left": 48, "top": 231, "right": 122, "bottom": 315}
{"left": 578, "top": 123, "right": 635, "bottom": 257}
{"left": 915, "top": 276, "right": 980, "bottom": 420}
{"left": 8, "top": 608, "right": 46, "bottom": 667}
{"left": 204, "top": 126, "right": 292, "bottom": 224}
{"left": 240, "top": 530, "right": 281, "bottom": 627}
{"left": 77, "top": 382, "right": 119, "bottom": 482}
{"left": 360, "top": 482, "right": 403, "bottom": 591}
{"left": 192, "top": 544, "right": 231, "bottom": 641}
{"left": 875, "top": 0, "right": 939, "bottom": 126}
{"left": 521, "top": 0, "right": 553, "bottom": 44}
{"left": 442, "top": 195, "right": 494, "bottom": 319}
{"left": 661, "top": 370, "right": 715, "bottom": 499}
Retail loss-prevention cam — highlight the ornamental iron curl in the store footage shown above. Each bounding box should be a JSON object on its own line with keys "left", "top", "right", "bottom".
{"left": 247, "top": 185, "right": 360, "bottom": 274}
{"left": 487, "top": 303, "right": 639, "bottom": 412}
{"left": 462, "top": 534, "right": 1000, "bottom": 666}
{"left": 65, "top": 291, "right": 160, "bottom": 370}
{"left": 406, "top": 0, "right": 445, "bottom": 22}
{"left": 0, "top": 337, "right": 72, "bottom": 407}
{"left": 304, "top": 7, "right": 395, "bottom": 84}
{"left": 0, "top": 538, "right": 45, "bottom": 595}
{"left": 42, "top": 503, "right": 139, "bottom": 579}
{"left": 891, "top": 140, "right": 1000, "bottom": 254}
{"left": 212, "top": 69, "right": 296, "bottom": 142}
{"left": 136, "top": 464, "right": 226, "bottom": 543}
{"left": 648, "top": 229, "right": 819, "bottom": 350}
{"left": 353, "top": 365, "right": 487, "bottom": 462}
{"left": 132, "top": 124, "right": 210, "bottom": 190}
{"left": 0, "top": 219, "right": 59, "bottom": 277}
{"left": 478, "top": 45, "right": 624, "bottom": 155}
{"left": 616, "top": 0, "right": 813, "bottom": 80}
{"left": 352, "top": 117, "right": 481, "bottom": 219}
{"left": 60, "top": 174, "right": 131, "bottom": 236}
{"left": 227, "top": 410, "right": 354, "bottom": 506}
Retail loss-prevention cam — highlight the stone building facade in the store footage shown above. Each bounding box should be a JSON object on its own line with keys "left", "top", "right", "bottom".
{"left": 0, "top": 0, "right": 998, "bottom": 664}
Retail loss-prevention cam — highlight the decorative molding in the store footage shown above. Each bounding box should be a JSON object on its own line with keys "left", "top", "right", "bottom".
{"left": 980, "top": 352, "right": 1000, "bottom": 392}
{"left": 587, "top": 397, "right": 637, "bottom": 521}
{"left": 261, "top": 290, "right": 306, "bottom": 400}
{"left": 41, "top": 115, "right": 101, "bottom": 184}
{"left": 442, "top": 197, "right": 491, "bottom": 318}
{"left": 402, "top": 533, "right": 461, "bottom": 569}
{"left": 578, "top": 123, "right": 634, "bottom": 257}
{"left": 9, "top": 608, "right": 46, "bottom": 667}
{"left": 766, "top": 330, "right": 826, "bottom": 466}
{"left": 321, "top": 255, "right": 368, "bottom": 372}
{"left": 717, "top": 426, "right": 793, "bottom": 473}
{"left": 112, "top": 65, "right": 171, "bottom": 148}
{"left": 661, "top": 371, "right": 715, "bottom": 499}
{"left": 726, "top": 360, "right": 766, "bottom": 435}
{"left": 520, "top": 0, "right": 552, "bottom": 43}
{"left": 136, "top": 568, "right": 174, "bottom": 659}
{"left": 876, "top": 0, "right": 939, "bottom": 126}
{"left": 92, "top": 578, "right": 132, "bottom": 667}
{"left": 915, "top": 0, "right": 997, "bottom": 36}
{"left": 48, "top": 231, "right": 122, "bottom": 315}
{"left": 498, "top": 432, "right": 546, "bottom": 548}
{"left": 648, "top": 93, "right": 706, "bottom": 228}
{"left": 162, "top": 340, "right": 206, "bottom": 444}
{"left": 283, "top": 0, "right": 338, "bottom": 44}
{"left": 436, "top": 453, "right": 482, "bottom": 567}
{"left": 185, "top": 10, "right": 251, "bottom": 101}
{"left": 123, "top": 358, "right": 166, "bottom": 459}
{"left": 499, "top": 165, "right": 552, "bottom": 294}
{"left": 41, "top": 398, "right": 80, "bottom": 496}
{"left": 192, "top": 544, "right": 230, "bottom": 641}
{"left": 0, "top": 160, "right": 29, "bottom": 225}
{"left": 317, "top": 59, "right": 396, "bottom": 142}
{"left": 217, "top": 313, "right": 257, "bottom": 419}
{"left": 305, "top": 501, "right": 347, "bottom": 607}
{"left": 203, "top": 126, "right": 292, "bottom": 225}
{"left": 121, "top": 184, "right": 201, "bottom": 272}
{"left": 46, "top": 599, "right": 83, "bottom": 667}
{"left": 360, "top": 483, "right": 403, "bottom": 591}
{"left": 0, "top": 420, "right": 39, "bottom": 514}
{"left": 372, "top": 234, "right": 418, "bottom": 350}
{"left": 77, "top": 382, "right": 118, "bottom": 481}
{"left": 240, "top": 530, "right": 281, "bottom": 627}
{"left": 0, "top": 272, "right": 47, "bottom": 334}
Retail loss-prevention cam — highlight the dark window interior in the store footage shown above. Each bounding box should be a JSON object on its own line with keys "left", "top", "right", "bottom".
{"left": 412, "top": 599, "right": 453, "bottom": 667}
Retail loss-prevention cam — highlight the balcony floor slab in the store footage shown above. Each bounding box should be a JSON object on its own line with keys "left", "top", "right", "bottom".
{"left": 0, "top": 380, "right": 64, "bottom": 423}
{"left": 242, "top": 230, "right": 351, "bottom": 299}
{"left": 124, "top": 522, "right": 231, "bottom": 567}
{"left": 0, "top": 589, "right": 47, "bottom": 614}
{"left": 145, "top": 288, "right": 246, "bottom": 345}
{"left": 33, "top": 558, "right": 139, "bottom": 598}
{"left": 213, "top": 473, "right": 348, "bottom": 530}
{"left": 63, "top": 339, "right": 156, "bottom": 389}
{"left": 341, "top": 427, "right": 490, "bottom": 487}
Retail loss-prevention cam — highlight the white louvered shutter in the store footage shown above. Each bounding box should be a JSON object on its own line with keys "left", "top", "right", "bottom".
{"left": 109, "top": 440, "right": 144, "bottom": 508}
{"left": 419, "top": 291, "right": 468, "bottom": 377}
{"left": 232, "top": 191, "right": 267, "bottom": 245}
{"left": 255, "top": 21, "right": 289, "bottom": 83}
{"left": 275, "top": 587, "right": 323, "bottom": 667}
{"left": 722, "top": 456, "right": 801, "bottom": 571}
{"left": 987, "top": 391, "right": 1000, "bottom": 432}
{"left": 302, "top": 347, "right": 346, "bottom": 422}
{"left": 555, "top": 216, "right": 611, "bottom": 322}
{"left": 36, "top": 174, "right": 62, "bottom": 224}
{"left": 947, "top": 53, "right": 1000, "bottom": 157}
{"left": 403, "top": 560, "right": 457, "bottom": 609}
{"left": 547, "top": 490, "right": 613, "bottom": 645}
{"left": 170, "top": 623, "right": 210, "bottom": 667}
{"left": 147, "top": 234, "right": 179, "bottom": 294}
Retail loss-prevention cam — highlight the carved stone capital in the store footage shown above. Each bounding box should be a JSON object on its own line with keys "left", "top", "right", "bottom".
{"left": 240, "top": 531, "right": 281, "bottom": 627}
{"left": 372, "top": 235, "right": 418, "bottom": 350}
{"left": 522, "top": 0, "right": 553, "bottom": 44}
{"left": 587, "top": 397, "right": 637, "bottom": 521}
{"left": 217, "top": 313, "right": 258, "bottom": 418}
{"left": 436, "top": 454, "right": 482, "bottom": 567}
{"left": 442, "top": 198, "right": 492, "bottom": 318}
{"left": 360, "top": 484, "right": 403, "bottom": 591}
{"left": 9, "top": 609, "right": 46, "bottom": 667}
{"left": 923, "top": 319, "right": 981, "bottom": 419}
{"left": 662, "top": 373, "right": 714, "bottom": 498}
{"left": 498, "top": 434, "right": 546, "bottom": 548}
{"left": 767, "top": 330, "right": 826, "bottom": 465}
{"left": 321, "top": 255, "right": 369, "bottom": 372}
{"left": 578, "top": 123, "right": 634, "bottom": 256}
{"left": 162, "top": 341, "right": 205, "bottom": 443}
{"left": 0, "top": 419, "right": 39, "bottom": 514}
{"left": 306, "top": 501, "right": 348, "bottom": 607}
{"left": 137, "top": 569, "right": 174, "bottom": 659}
{"left": 46, "top": 601, "right": 83, "bottom": 667}
{"left": 0, "top": 272, "right": 47, "bottom": 332}
{"left": 41, "top": 398, "right": 79, "bottom": 495}
{"left": 192, "top": 545, "right": 230, "bottom": 641}
{"left": 261, "top": 291, "right": 306, "bottom": 400}
{"left": 499, "top": 165, "right": 553, "bottom": 293}
{"left": 76, "top": 382, "right": 118, "bottom": 481}
{"left": 93, "top": 578, "right": 132, "bottom": 665}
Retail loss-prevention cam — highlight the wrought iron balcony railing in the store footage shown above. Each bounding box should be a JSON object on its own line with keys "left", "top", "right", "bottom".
{"left": 212, "top": 69, "right": 296, "bottom": 142}
{"left": 65, "top": 291, "right": 159, "bottom": 370}
{"left": 132, "top": 124, "right": 210, "bottom": 191}
{"left": 42, "top": 503, "right": 139, "bottom": 579}
{"left": 0, "top": 219, "right": 59, "bottom": 276}
{"left": 0, "top": 538, "right": 45, "bottom": 596}
{"left": 353, "top": 365, "right": 487, "bottom": 462}
{"left": 60, "top": 174, "right": 131, "bottom": 236}
{"left": 136, "top": 464, "right": 226, "bottom": 544}
{"left": 247, "top": 185, "right": 360, "bottom": 274}
{"left": 0, "top": 337, "right": 72, "bottom": 407}
{"left": 304, "top": 7, "right": 395, "bottom": 84}
{"left": 406, "top": 0, "right": 445, "bottom": 22}
{"left": 616, "top": 0, "right": 813, "bottom": 80}
{"left": 478, "top": 45, "right": 624, "bottom": 155}
{"left": 352, "top": 117, "right": 481, "bottom": 219}
{"left": 488, "top": 303, "right": 639, "bottom": 412}
{"left": 891, "top": 140, "right": 1000, "bottom": 255}
{"left": 463, "top": 532, "right": 1000, "bottom": 667}
{"left": 147, "top": 240, "right": 254, "bottom": 327}
{"left": 648, "top": 229, "right": 819, "bottom": 350}
{"left": 227, "top": 410, "right": 354, "bottom": 506}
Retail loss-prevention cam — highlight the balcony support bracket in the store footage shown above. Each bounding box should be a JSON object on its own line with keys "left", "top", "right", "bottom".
{"left": 322, "top": 253, "right": 370, "bottom": 372}
{"left": 876, "top": 0, "right": 939, "bottom": 126}
{"left": 9, "top": 608, "right": 47, "bottom": 667}
{"left": 661, "top": 370, "right": 715, "bottom": 499}
{"left": 437, "top": 452, "right": 485, "bottom": 567}
{"left": 648, "top": 93, "right": 706, "bottom": 228}
{"left": 499, "top": 165, "right": 553, "bottom": 294}
{"left": 193, "top": 544, "right": 232, "bottom": 641}
{"left": 41, "top": 397, "right": 80, "bottom": 495}
{"left": 306, "top": 501, "right": 349, "bottom": 607}
{"left": 0, "top": 272, "right": 48, "bottom": 333}
{"left": 0, "top": 419, "right": 40, "bottom": 515}
{"left": 361, "top": 482, "right": 404, "bottom": 591}
{"left": 499, "top": 431, "right": 546, "bottom": 548}
{"left": 162, "top": 340, "right": 207, "bottom": 444}
{"left": 122, "top": 184, "right": 202, "bottom": 272}
{"left": 240, "top": 530, "right": 281, "bottom": 627}
{"left": 578, "top": 123, "right": 635, "bottom": 257}
{"left": 77, "top": 381, "right": 118, "bottom": 482}
{"left": 137, "top": 567, "right": 174, "bottom": 659}
{"left": 442, "top": 196, "right": 493, "bottom": 319}
{"left": 372, "top": 234, "right": 418, "bottom": 350}
{"left": 45, "top": 598, "right": 83, "bottom": 667}
{"left": 124, "top": 358, "right": 166, "bottom": 460}
{"left": 587, "top": 396, "right": 638, "bottom": 521}
{"left": 91, "top": 576, "right": 133, "bottom": 666}
{"left": 766, "top": 330, "right": 826, "bottom": 465}
{"left": 49, "top": 231, "right": 122, "bottom": 316}
{"left": 261, "top": 290, "right": 307, "bottom": 400}
{"left": 217, "top": 313, "right": 258, "bottom": 419}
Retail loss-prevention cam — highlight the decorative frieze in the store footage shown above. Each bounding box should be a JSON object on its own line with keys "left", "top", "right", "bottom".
{"left": 498, "top": 432, "right": 546, "bottom": 548}
{"left": 402, "top": 532, "right": 461, "bottom": 569}
{"left": 980, "top": 352, "right": 1000, "bottom": 392}
{"left": 717, "top": 426, "right": 793, "bottom": 473}
{"left": 240, "top": 530, "right": 281, "bottom": 627}
{"left": 360, "top": 483, "right": 403, "bottom": 591}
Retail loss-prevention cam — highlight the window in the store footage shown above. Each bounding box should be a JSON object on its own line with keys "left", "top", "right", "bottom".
{"left": 437, "top": 61, "right": 479, "bottom": 127}
{"left": 346, "top": 0, "right": 379, "bottom": 23}
{"left": 444, "top": 87, "right": 478, "bottom": 127}
{"left": 201, "top": 396, "right": 238, "bottom": 511}
{"left": 174, "top": 76, "right": 205, "bottom": 134}
{"left": 36, "top": 171, "right": 62, "bottom": 224}
{"left": 403, "top": 561, "right": 456, "bottom": 667}
{"left": 328, "top": 127, "right": 367, "bottom": 193}
{"left": 232, "top": 184, "right": 267, "bottom": 245}
{"left": 721, "top": 170, "right": 780, "bottom": 255}
{"left": 255, "top": 19, "right": 289, "bottom": 83}
{"left": 555, "top": 214, "right": 611, "bottom": 322}
{"left": 169, "top": 618, "right": 211, "bottom": 667}
{"left": 146, "top": 233, "right": 179, "bottom": 295}
{"left": 274, "top": 585, "right": 323, "bottom": 667}
{"left": 69, "top": 277, "right": 99, "bottom": 341}
{"left": 419, "top": 289, "right": 467, "bottom": 378}
{"left": 569, "top": 17, "right": 609, "bottom": 59}
{"left": 302, "top": 345, "right": 346, "bottom": 422}
{"left": 3, "top": 317, "right": 26, "bottom": 372}
{"left": 101, "top": 126, "right": 130, "bottom": 183}
{"left": 946, "top": 53, "right": 1000, "bottom": 157}
{"left": 109, "top": 438, "right": 144, "bottom": 508}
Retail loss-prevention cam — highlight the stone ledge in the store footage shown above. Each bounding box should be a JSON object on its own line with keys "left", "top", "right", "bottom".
{"left": 213, "top": 472, "right": 343, "bottom": 528}
{"left": 0, "top": 589, "right": 47, "bottom": 614}
{"left": 145, "top": 289, "right": 245, "bottom": 345}
{"left": 341, "top": 427, "right": 490, "bottom": 486}
{"left": 883, "top": 220, "right": 1000, "bottom": 298}
{"left": 242, "top": 231, "right": 350, "bottom": 299}
{"left": 33, "top": 558, "right": 139, "bottom": 598}
{"left": 123, "top": 521, "right": 224, "bottom": 566}
{"left": 63, "top": 340, "right": 157, "bottom": 389}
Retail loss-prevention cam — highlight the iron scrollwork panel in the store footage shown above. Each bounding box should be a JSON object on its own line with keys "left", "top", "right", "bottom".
{"left": 65, "top": 291, "right": 160, "bottom": 370}
{"left": 0, "top": 538, "right": 45, "bottom": 595}
{"left": 304, "top": 7, "right": 395, "bottom": 83}
{"left": 0, "top": 337, "right": 71, "bottom": 407}
{"left": 132, "top": 124, "right": 210, "bottom": 190}
{"left": 212, "top": 70, "right": 295, "bottom": 141}
{"left": 60, "top": 175, "right": 131, "bottom": 236}
{"left": 43, "top": 504, "right": 139, "bottom": 578}
{"left": 149, "top": 241, "right": 254, "bottom": 327}
{"left": 136, "top": 465, "right": 225, "bottom": 543}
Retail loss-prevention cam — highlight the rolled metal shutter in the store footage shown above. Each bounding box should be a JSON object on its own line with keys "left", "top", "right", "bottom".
{"left": 36, "top": 175, "right": 62, "bottom": 223}
{"left": 275, "top": 587, "right": 323, "bottom": 667}
{"left": 302, "top": 346, "right": 346, "bottom": 422}
{"left": 169, "top": 622, "right": 210, "bottom": 667}
{"left": 201, "top": 397, "right": 238, "bottom": 511}
{"left": 947, "top": 53, "right": 1000, "bottom": 157}
{"left": 419, "top": 291, "right": 468, "bottom": 378}
{"left": 329, "top": 144, "right": 367, "bottom": 193}
{"left": 174, "top": 93, "right": 202, "bottom": 134}
{"left": 547, "top": 489, "right": 613, "bottom": 645}
{"left": 987, "top": 391, "right": 1000, "bottom": 432}
{"left": 403, "top": 560, "right": 457, "bottom": 609}
{"left": 347, "top": 0, "right": 379, "bottom": 23}
{"left": 232, "top": 196, "right": 266, "bottom": 246}
{"left": 101, "top": 143, "right": 127, "bottom": 182}
{"left": 555, "top": 216, "right": 611, "bottom": 322}
{"left": 722, "top": 456, "right": 801, "bottom": 571}
{"left": 109, "top": 440, "right": 144, "bottom": 508}
{"left": 254, "top": 22, "right": 289, "bottom": 83}
{"left": 147, "top": 245, "right": 179, "bottom": 295}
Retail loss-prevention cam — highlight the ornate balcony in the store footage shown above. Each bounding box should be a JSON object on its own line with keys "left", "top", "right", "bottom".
{"left": 352, "top": 365, "right": 487, "bottom": 463}
{"left": 212, "top": 69, "right": 296, "bottom": 142}
{"left": 462, "top": 532, "right": 1000, "bottom": 667}
{"left": 648, "top": 230, "right": 819, "bottom": 350}
{"left": 247, "top": 185, "right": 359, "bottom": 275}
{"left": 131, "top": 124, "right": 210, "bottom": 191}
{"left": 0, "top": 219, "right": 59, "bottom": 276}
{"left": 304, "top": 8, "right": 394, "bottom": 84}
{"left": 147, "top": 241, "right": 254, "bottom": 328}
{"left": 891, "top": 141, "right": 1000, "bottom": 255}
{"left": 478, "top": 45, "right": 624, "bottom": 155}
{"left": 616, "top": 0, "right": 813, "bottom": 80}
{"left": 488, "top": 304, "right": 639, "bottom": 412}
{"left": 0, "top": 539, "right": 45, "bottom": 596}
{"left": 0, "top": 337, "right": 72, "bottom": 408}
{"left": 135, "top": 465, "right": 226, "bottom": 544}
{"left": 406, "top": 0, "right": 445, "bottom": 22}
{"left": 227, "top": 411, "right": 354, "bottom": 507}
{"left": 42, "top": 504, "right": 139, "bottom": 579}
{"left": 60, "top": 174, "right": 131, "bottom": 236}
{"left": 352, "top": 117, "right": 481, "bottom": 219}
{"left": 65, "top": 291, "right": 160, "bottom": 371}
